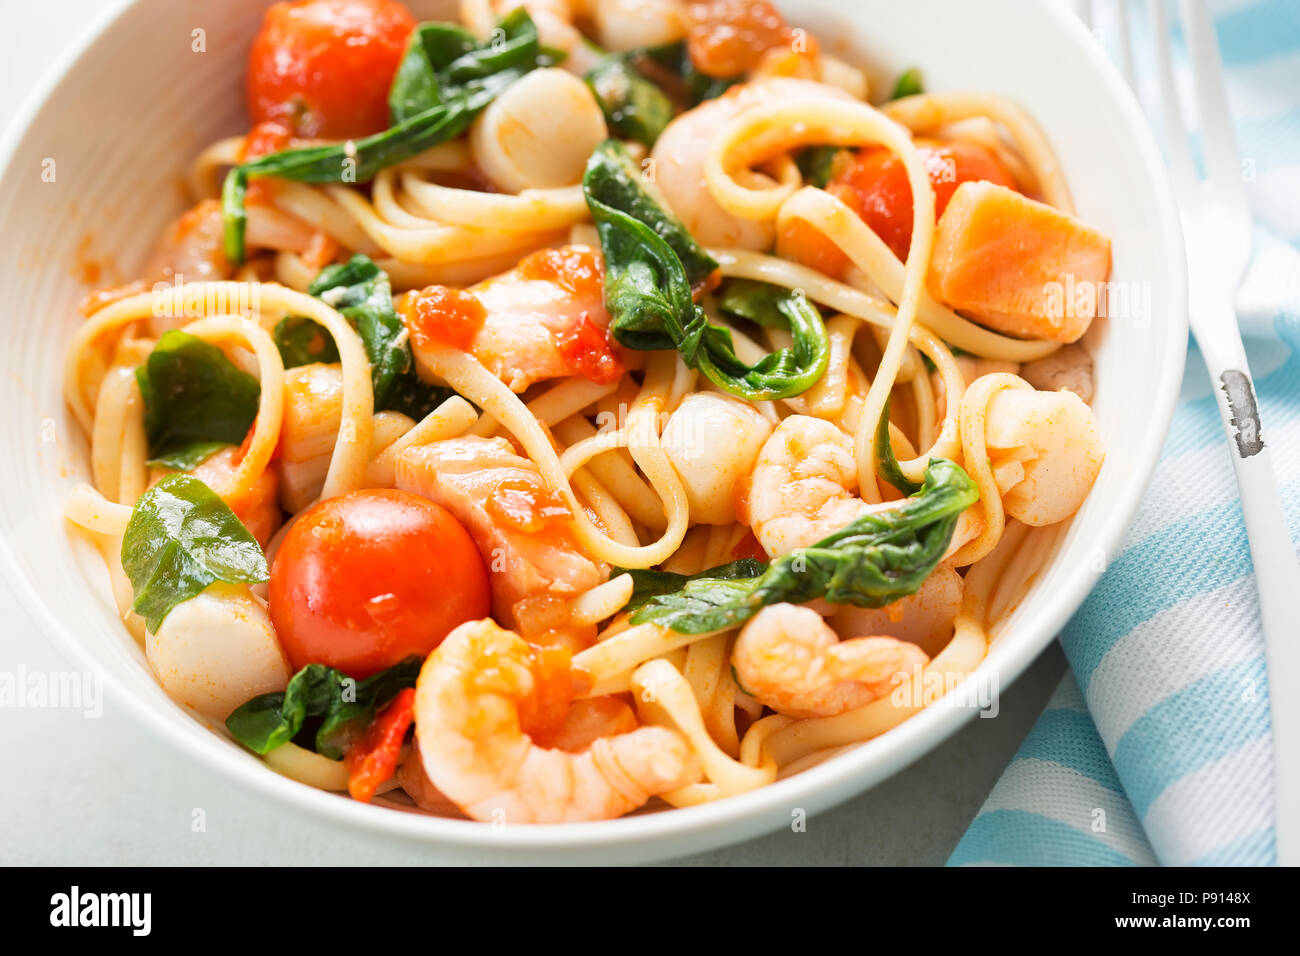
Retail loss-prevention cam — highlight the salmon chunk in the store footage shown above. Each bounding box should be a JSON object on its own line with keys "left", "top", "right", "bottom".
{"left": 394, "top": 437, "right": 604, "bottom": 630}
{"left": 927, "top": 181, "right": 1112, "bottom": 343}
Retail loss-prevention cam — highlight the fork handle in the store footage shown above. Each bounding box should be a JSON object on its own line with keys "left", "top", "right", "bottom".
{"left": 1203, "top": 349, "right": 1300, "bottom": 866}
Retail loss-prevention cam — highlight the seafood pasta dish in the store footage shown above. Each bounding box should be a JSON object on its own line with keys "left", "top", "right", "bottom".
{"left": 63, "top": 0, "right": 1111, "bottom": 823}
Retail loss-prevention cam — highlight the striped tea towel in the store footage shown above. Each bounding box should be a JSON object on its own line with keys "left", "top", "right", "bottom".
{"left": 949, "top": 0, "right": 1300, "bottom": 867}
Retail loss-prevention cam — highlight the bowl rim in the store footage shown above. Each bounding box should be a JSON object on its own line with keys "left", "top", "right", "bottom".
{"left": 0, "top": 0, "right": 1188, "bottom": 859}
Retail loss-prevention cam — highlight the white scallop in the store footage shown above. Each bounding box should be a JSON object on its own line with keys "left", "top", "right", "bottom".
{"left": 662, "top": 392, "right": 774, "bottom": 525}
{"left": 592, "top": 0, "right": 687, "bottom": 51}
{"left": 470, "top": 68, "right": 609, "bottom": 193}
{"left": 147, "top": 582, "right": 290, "bottom": 722}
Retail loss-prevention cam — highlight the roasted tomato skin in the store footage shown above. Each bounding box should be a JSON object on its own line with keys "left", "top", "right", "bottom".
{"left": 269, "top": 489, "right": 491, "bottom": 678}
{"left": 246, "top": 0, "right": 416, "bottom": 139}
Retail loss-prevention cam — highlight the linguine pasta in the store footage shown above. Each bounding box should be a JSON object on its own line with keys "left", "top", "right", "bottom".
{"left": 62, "top": 0, "right": 1111, "bottom": 824}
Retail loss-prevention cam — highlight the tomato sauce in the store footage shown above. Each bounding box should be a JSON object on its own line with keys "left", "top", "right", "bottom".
{"left": 516, "top": 246, "right": 604, "bottom": 298}
{"left": 239, "top": 121, "right": 294, "bottom": 206}
{"left": 516, "top": 645, "right": 575, "bottom": 744}
{"left": 517, "top": 247, "right": 624, "bottom": 385}
{"left": 555, "top": 316, "right": 625, "bottom": 385}
{"left": 402, "top": 285, "right": 487, "bottom": 351}
{"left": 486, "top": 477, "right": 574, "bottom": 537}
{"left": 685, "top": 0, "right": 817, "bottom": 78}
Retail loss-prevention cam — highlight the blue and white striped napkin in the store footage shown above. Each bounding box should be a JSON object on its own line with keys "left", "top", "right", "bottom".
{"left": 949, "top": 0, "right": 1300, "bottom": 867}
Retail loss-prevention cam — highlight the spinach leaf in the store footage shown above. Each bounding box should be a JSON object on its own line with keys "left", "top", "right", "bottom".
{"left": 388, "top": 22, "right": 478, "bottom": 124}
{"left": 307, "top": 254, "right": 448, "bottom": 419}
{"left": 226, "top": 656, "right": 422, "bottom": 759}
{"left": 135, "top": 330, "right": 260, "bottom": 470}
{"left": 795, "top": 144, "right": 846, "bottom": 188}
{"left": 630, "top": 458, "right": 978, "bottom": 633}
{"left": 584, "top": 138, "right": 717, "bottom": 290}
{"left": 715, "top": 277, "right": 815, "bottom": 330}
{"left": 617, "top": 559, "right": 767, "bottom": 614}
{"left": 874, "top": 397, "right": 922, "bottom": 496}
{"left": 274, "top": 315, "right": 341, "bottom": 368}
{"left": 584, "top": 140, "right": 830, "bottom": 401}
{"left": 223, "top": 9, "right": 547, "bottom": 262}
{"left": 120, "top": 474, "right": 269, "bottom": 633}
{"left": 641, "top": 42, "right": 741, "bottom": 105}
{"left": 585, "top": 55, "right": 675, "bottom": 146}
{"left": 891, "top": 66, "right": 924, "bottom": 100}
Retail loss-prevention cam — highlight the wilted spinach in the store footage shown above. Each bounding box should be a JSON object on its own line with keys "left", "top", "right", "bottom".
{"left": 135, "top": 330, "right": 260, "bottom": 471}
{"left": 629, "top": 458, "right": 978, "bottom": 633}
{"left": 226, "top": 656, "right": 422, "bottom": 759}
{"left": 274, "top": 316, "right": 341, "bottom": 368}
{"left": 120, "top": 474, "right": 269, "bottom": 633}
{"left": 585, "top": 55, "right": 675, "bottom": 146}
{"left": 583, "top": 140, "right": 829, "bottom": 400}
{"left": 223, "top": 9, "right": 550, "bottom": 262}
{"left": 307, "top": 254, "right": 449, "bottom": 419}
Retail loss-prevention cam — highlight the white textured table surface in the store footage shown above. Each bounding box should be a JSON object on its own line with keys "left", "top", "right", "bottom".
{"left": 0, "top": 0, "right": 1066, "bottom": 866}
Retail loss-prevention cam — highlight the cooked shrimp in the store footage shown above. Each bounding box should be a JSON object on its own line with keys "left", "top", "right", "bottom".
{"left": 275, "top": 362, "right": 414, "bottom": 510}
{"left": 406, "top": 245, "right": 617, "bottom": 394}
{"left": 650, "top": 78, "right": 853, "bottom": 249}
{"left": 396, "top": 436, "right": 604, "bottom": 634}
{"left": 276, "top": 362, "right": 343, "bottom": 511}
{"left": 542, "top": 695, "right": 641, "bottom": 751}
{"left": 984, "top": 384, "right": 1104, "bottom": 526}
{"left": 142, "top": 200, "right": 231, "bottom": 285}
{"left": 745, "top": 413, "right": 982, "bottom": 561}
{"left": 414, "top": 618, "right": 701, "bottom": 822}
{"left": 1020, "top": 343, "right": 1095, "bottom": 404}
{"left": 733, "top": 603, "right": 928, "bottom": 719}
{"left": 144, "top": 199, "right": 318, "bottom": 335}
{"left": 832, "top": 561, "right": 963, "bottom": 657}
{"left": 743, "top": 414, "right": 875, "bottom": 556}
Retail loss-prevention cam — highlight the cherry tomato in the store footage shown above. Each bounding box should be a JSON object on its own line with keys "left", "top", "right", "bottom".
{"left": 829, "top": 141, "right": 1017, "bottom": 262}
{"left": 238, "top": 121, "right": 293, "bottom": 162}
{"left": 269, "top": 489, "right": 490, "bottom": 678}
{"left": 246, "top": 0, "right": 416, "bottom": 139}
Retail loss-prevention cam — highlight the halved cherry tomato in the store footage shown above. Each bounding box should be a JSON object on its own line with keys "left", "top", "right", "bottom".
{"left": 269, "top": 489, "right": 490, "bottom": 678}
{"left": 780, "top": 140, "right": 1017, "bottom": 276}
{"left": 246, "top": 0, "right": 416, "bottom": 139}
{"left": 831, "top": 141, "right": 1017, "bottom": 261}
{"left": 345, "top": 687, "right": 415, "bottom": 802}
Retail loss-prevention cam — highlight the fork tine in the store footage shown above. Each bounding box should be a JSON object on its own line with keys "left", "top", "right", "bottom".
{"left": 1179, "top": 0, "right": 1246, "bottom": 188}
{"left": 1150, "top": 0, "right": 1199, "bottom": 190}
{"left": 1115, "top": 0, "right": 1138, "bottom": 89}
{"left": 1075, "top": 0, "right": 1094, "bottom": 32}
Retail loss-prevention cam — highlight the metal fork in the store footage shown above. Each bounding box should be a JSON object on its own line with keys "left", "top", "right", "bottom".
{"left": 1083, "top": 0, "right": 1300, "bottom": 865}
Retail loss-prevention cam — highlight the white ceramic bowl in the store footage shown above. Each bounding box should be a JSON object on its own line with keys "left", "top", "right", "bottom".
{"left": 0, "top": 0, "right": 1186, "bottom": 863}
